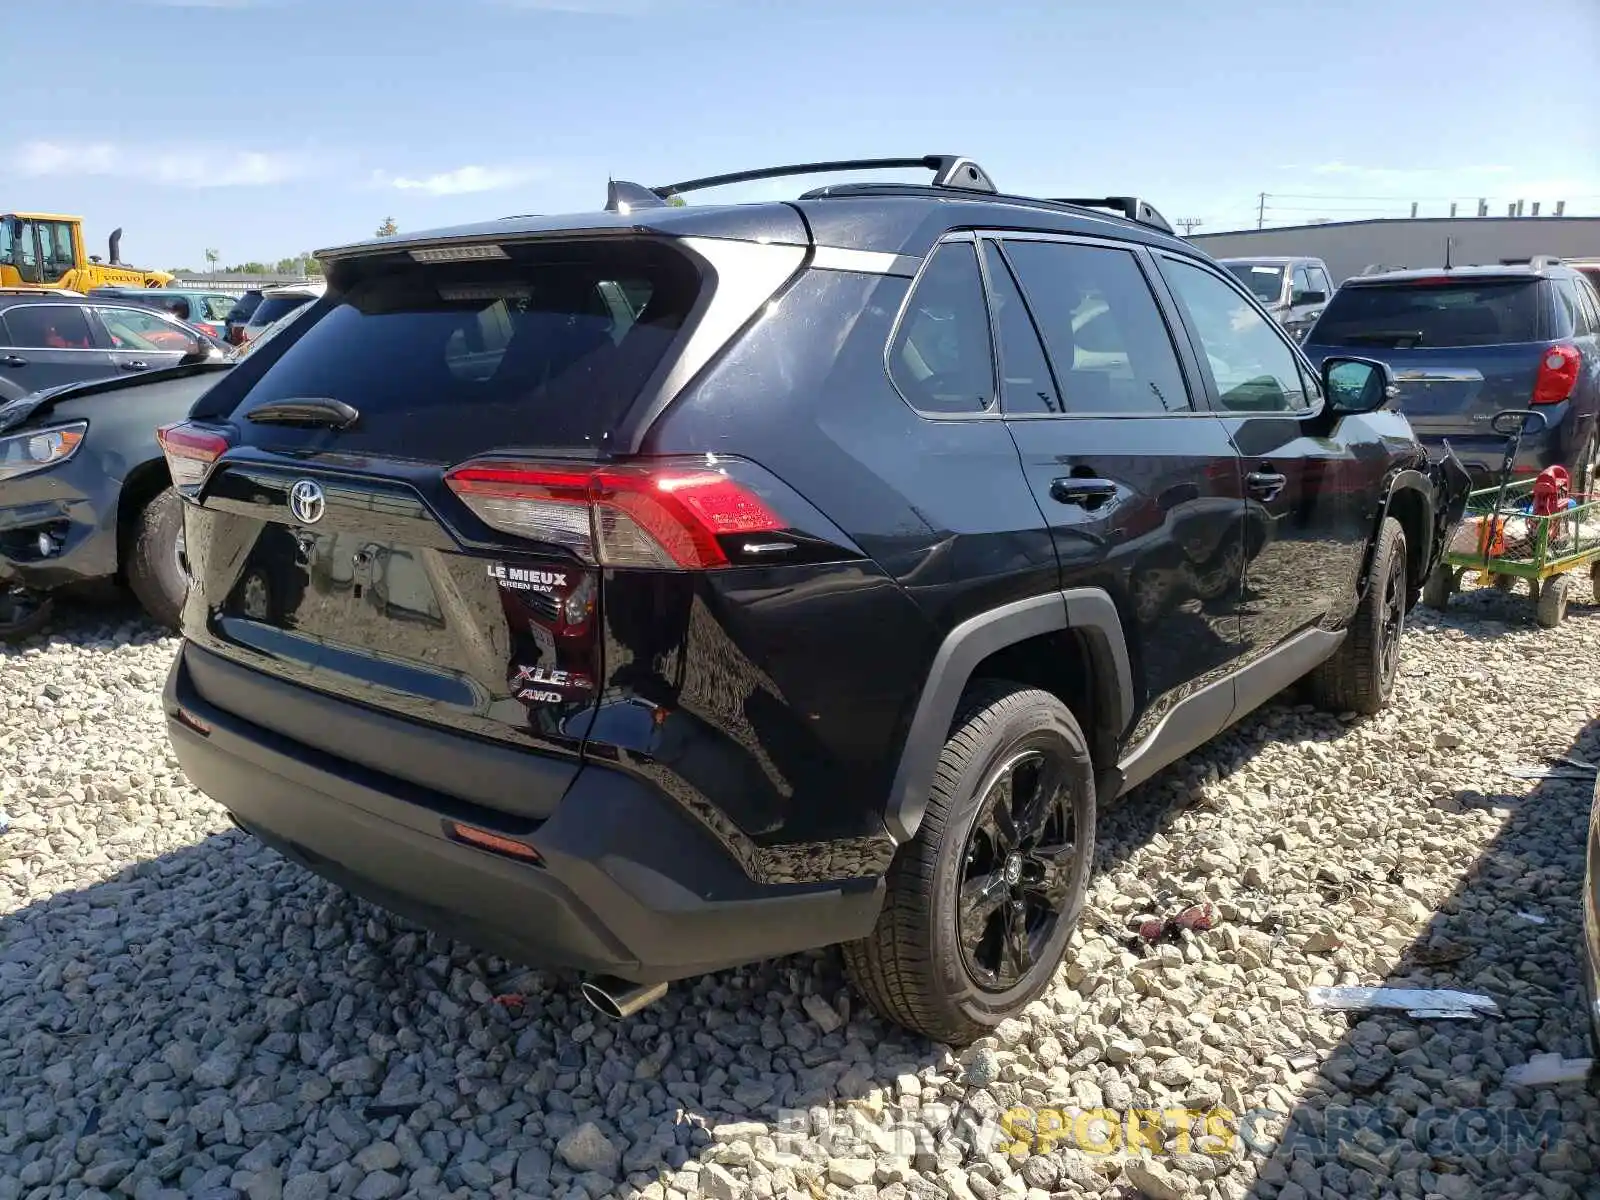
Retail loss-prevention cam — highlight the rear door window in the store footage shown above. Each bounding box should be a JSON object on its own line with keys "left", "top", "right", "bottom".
{"left": 201, "top": 295, "right": 236, "bottom": 321}
{"left": 1003, "top": 239, "right": 1192, "bottom": 415}
{"left": 223, "top": 242, "right": 701, "bottom": 461}
{"left": 1312, "top": 279, "right": 1541, "bottom": 347}
{"left": 3, "top": 304, "right": 95, "bottom": 349}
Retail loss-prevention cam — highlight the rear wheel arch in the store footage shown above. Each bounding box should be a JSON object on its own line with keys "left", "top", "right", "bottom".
{"left": 884, "top": 588, "right": 1132, "bottom": 844}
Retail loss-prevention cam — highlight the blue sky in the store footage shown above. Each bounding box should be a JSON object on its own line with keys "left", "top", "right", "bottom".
{"left": 7, "top": 0, "right": 1598, "bottom": 270}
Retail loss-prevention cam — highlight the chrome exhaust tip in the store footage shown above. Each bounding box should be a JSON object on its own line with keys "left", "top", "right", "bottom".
{"left": 579, "top": 976, "right": 668, "bottom": 1020}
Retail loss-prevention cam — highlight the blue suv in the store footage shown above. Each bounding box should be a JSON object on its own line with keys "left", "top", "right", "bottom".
{"left": 1303, "top": 260, "right": 1600, "bottom": 493}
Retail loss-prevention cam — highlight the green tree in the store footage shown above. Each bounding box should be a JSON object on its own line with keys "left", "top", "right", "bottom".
{"left": 204, "top": 248, "right": 220, "bottom": 276}
{"left": 376, "top": 217, "right": 398, "bottom": 237}
{"left": 167, "top": 267, "right": 197, "bottom": 277}
{"left": 666, "top": 195, "right": 687, "bottom": 207}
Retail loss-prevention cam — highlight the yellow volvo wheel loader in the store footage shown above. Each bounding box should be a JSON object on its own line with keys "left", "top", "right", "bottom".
{"left": 0, "top": 213, "right": 173, "bottom": 290}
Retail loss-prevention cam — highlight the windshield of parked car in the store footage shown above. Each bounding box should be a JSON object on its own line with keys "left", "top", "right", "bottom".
{"left": 247, "top": 294, "right": 316, "bottom": 329}
{"left": 1312, "top": 279, "right": 1540, "bottom": 347}
{"left": 1225, "top": 263, "right": 1284, "bottom": 304}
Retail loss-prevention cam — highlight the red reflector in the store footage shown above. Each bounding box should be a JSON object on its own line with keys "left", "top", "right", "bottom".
{"left": 157, "top": 422, "right": 232, "bottom": 491}
{"left": 445, "top": 460, "right": 785, "bottom": 570}
{"left": 445, "top": 822, "right": 542, "bottom": 862}
{"left": 1532, "top": 344, "right": 1581, "bottom": 404}
{"left": 174, "top": 707, "right": 211, "bottom": 736}
{"left": 195, "top": 323, "right": 220, "bottom": 338}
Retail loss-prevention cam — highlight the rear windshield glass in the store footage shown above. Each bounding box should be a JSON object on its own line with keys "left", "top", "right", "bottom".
{"left": 227, "top": 244, "right": 699, "bottom": 459}
{"left": 226, "top": 293, "right": 262, "bottom": 322}
{"left": 1224, "top": 263, "right": 1284, "bottom": 303}
{"left": 248, "top": 295, "right": 315, "bottom": 327}
{"left": 1313, "top": 280, "right": 1540, "bottom": 347}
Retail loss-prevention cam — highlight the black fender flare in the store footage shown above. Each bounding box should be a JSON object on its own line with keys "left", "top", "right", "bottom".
{"left": 1362, "top": 468, "right": 1437, "bottom": 597}
{"left": 883, "top": 587, "right": 1133, "bottom": 844}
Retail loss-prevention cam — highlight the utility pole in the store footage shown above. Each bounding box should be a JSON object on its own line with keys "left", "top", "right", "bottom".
{"left": 1174, "top": 217, "right": 1203, "bottom": 236}
{"left": 1257, "top": 193, "right": 1266, "bottom": 230}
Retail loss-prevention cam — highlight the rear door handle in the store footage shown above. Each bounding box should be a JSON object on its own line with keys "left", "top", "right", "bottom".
{"left": 1050, "top": 477, "right": 1118, "bottom": 508}
{"left": 120, "top": 360, "right": 149, "bottom": 371}
{"left": 1, "top": 355, "right": 25, "bottom": 368}
{"left": 1246, "top": 470, "right": 1288, "bottom": 501}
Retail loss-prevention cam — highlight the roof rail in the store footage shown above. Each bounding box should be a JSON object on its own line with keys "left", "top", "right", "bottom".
{"left": 1050, "top": 196, "right": 1175, "bottom": 235}
{"left": 1530, "top": 255, "right": 1563, "bottom": 270}
{"left": 604, "top": 155, "right": 999, "bottom": 213}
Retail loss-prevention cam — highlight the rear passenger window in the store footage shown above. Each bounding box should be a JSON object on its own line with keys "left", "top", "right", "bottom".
{"left": 889, "top": 242, "right": 995, "bottom": 414}
{"left": 1554, "top": 279, "right": 1586, "bottom": 338}
{"left": 982, "top": 243, "right": 1060, "bottom": 414}
{"left": 3, "top": 305, "right": 94, "bottom": 349}
{"left": 1002, "top": 240, "right": 1191, "bottom": 415}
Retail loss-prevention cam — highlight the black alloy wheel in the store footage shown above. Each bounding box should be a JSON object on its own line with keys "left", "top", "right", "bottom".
{"left": 957, "top": 746, "right": 1081, "bottom": 992}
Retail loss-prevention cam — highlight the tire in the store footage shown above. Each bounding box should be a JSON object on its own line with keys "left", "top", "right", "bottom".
{"left": 1536, "top": 574, "right": 1570, "bottom": 629}
{"left": 1575, "top": 434, "right": 1599, "bottom": 502}
{"left": 1492, "top": 573, "right": 1517, "bottom": 593}
{"left": 1590, "top": 562, "right": 1600, "bottom": 596}
{"left": 1311, "top": 517, "right": 1407, "bottom": 716}
{"left": 842, "top": 681, "right": 1096, "bottom": 1045}
{"left": 1422, "top": 564, "right": 1454, "bottom": 611}
{"left": 125, "top": 487, "right": 188, "bottom": 630}
{"left": 0, "top": 585, "right": 54, "bottom": 643}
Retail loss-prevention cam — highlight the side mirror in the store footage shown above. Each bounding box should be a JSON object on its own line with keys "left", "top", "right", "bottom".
{"left": 1292, "top": 289, "right": 1327, "bottom": 306}
{"left": 1323, "top": 355, "right": 1396, "bottom": 415}
{"left": 180, "top": 335, "right": 213, "bottom": 364}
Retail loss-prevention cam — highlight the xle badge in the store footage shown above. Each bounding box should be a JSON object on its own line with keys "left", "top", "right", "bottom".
{"left": 487, "top": 562, "right": 568, "bottom": 592}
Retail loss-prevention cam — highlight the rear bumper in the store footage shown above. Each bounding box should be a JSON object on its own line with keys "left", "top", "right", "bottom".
{"left": 164, "top": 644, "right": 883, "bottom": 983}
{"left": 1416, "top": 422, "right": 1577, "bottom": 488}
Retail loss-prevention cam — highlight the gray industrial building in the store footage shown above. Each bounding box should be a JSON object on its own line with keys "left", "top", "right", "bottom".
{"left": 1191, "top": 216, "right": 1600, "bottom": 285}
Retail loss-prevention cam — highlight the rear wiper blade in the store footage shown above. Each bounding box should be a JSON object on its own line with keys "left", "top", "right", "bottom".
{"left": 1342, "top": 330, "right": 1426, "bottom": 345}
{"left": 243, "top": 397, "right": 360, "bottom": 430}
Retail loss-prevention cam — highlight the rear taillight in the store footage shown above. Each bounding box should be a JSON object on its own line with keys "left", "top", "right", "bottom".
{"left": 195, "top": 322, "right": 220, "bottom": 338}
{"left": 1532, "top": 344, "right": 1581, "bottom": 404}
{"left": 445, "top": 459, "right": 786, "bottom": 569}
{"left": 157, "top": 421, "right": 232, "bottom": 494}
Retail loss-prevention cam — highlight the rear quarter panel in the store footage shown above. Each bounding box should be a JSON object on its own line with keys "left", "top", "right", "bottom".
{"left": 636, "top": 268, "right": 1058, "bottom": 866}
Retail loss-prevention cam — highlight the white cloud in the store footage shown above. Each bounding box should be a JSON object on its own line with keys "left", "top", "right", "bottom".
{"left": 17, "top": 140, "right": 305, "bottom": 188}
{"left": 382, "top": 165, "right": 544, "bottom": 196}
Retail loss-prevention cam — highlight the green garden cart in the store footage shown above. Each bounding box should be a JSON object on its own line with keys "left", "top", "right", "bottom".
{"left": 1423, "top": 409, "right": 1600, "bottom": 628}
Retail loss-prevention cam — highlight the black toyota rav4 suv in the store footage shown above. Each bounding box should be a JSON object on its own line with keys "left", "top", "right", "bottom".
{"left": 161, "top": 156, "right": 1469, "bottom": 1044}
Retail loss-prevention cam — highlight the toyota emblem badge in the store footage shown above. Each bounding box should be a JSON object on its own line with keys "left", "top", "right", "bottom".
{"left": 288, "top": 479, "right": 326, "bottom": 525}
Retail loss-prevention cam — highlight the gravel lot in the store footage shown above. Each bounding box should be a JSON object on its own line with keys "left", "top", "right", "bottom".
{"left": 2, "top": 584, "right": 1598, "bottom": 1200}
